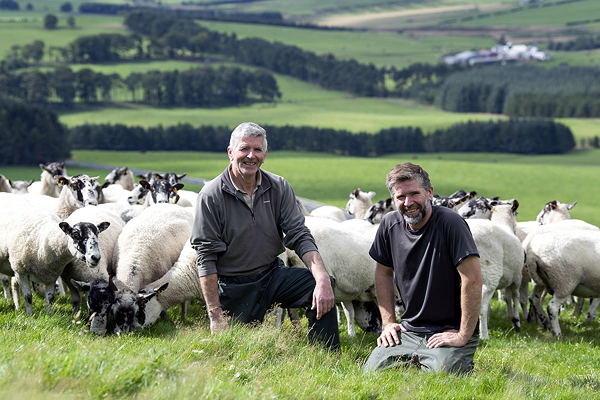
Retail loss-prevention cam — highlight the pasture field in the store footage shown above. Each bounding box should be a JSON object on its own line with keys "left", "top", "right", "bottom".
{"left": 4, "top": 149, "right": 599, "bottom": 226}
{"left": 1, "top": 294, "right": 599, "bottom": 399}
{"left": 57, "top": 70, "right": 508, "bottom": 134}
{"left": 0, "top": 12, "right": 124, "bottom": 60}
{"left": 199, "top": 20, "right": 495, "bottom": 69}
{"left": 456, "top": 0, "right": 600, "bottom": 28}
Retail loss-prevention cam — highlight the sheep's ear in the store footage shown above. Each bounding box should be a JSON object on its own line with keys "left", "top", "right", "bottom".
{"left": 173, "top": 183, "right": 184, "bottom": 192}
{"left": 56, "top": 176, "right": 69, "bottom": 187}
{"left": 367, "top": 191, "right": 376, "bottom": 199}
{"left": 177, "top": 174, "right": 186, "bottom": 180}
{"left": 136, "top": 174, "right": 146, "bottom": 180}
{"left": 97, "top": 222, "right": 110, "bottom": 233}
{"left": 468, "top": 191, "right": 477, "bottom": 199}
{"left": 156, "top": 173, "right": 164, "bottom": 180}
{"left": 137, "top": 282, "right": 168, "bottom": 303}
{"left": 101, "top": 181, "right": 111, "bottom": 189}
{"left": 140, "top": 180, "right": 151, "bottom": 190}
{"left": 109, "top": 277, "right": 128, "bottom": 292}
{"left": 511, "top": 199, "right": 519, "bottom": 213}
{"left": 39, "top": 163, "right": 45, "bottom": 169}
{"left": 71, "top": 279, "right": 91, "bottom": 293}
{"left": 59, "top": 222, "right": 72, "bottom": 235}
{"left": 567, "top": 201, "right": 577, "bottom": 210}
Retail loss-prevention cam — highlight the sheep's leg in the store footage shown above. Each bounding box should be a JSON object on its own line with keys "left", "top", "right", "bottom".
{"left": 44, "top": 282, "right": 56, "bottom": 313}
{"left": 1, "top": 274, "right": 11, "bottom": 302}
{"left": 62, "top": 277, "right": 81, "bottom": 315}
{"left": 519, "top": 273, "right": 529, "bottom": 319}
{"left": 505, "top": 285, "right": 520, "bottom": 332}
{"left": 340, "top": 301, "right": 356, "bottom": 337}
{"left": 55, "top": 278, "right": 67, "bottom": 296}
{"left": 180, "top": 301, "right": 189, "bottom": 322}
{"left": 572, "top": 296, "right": 584, "bottom": 317}
{"left": 274, "top": 307, "right": 285, "bottom": 329}
{"left": 528, "top": 284, "right": 547, "bottom": 326}
{"left": 586, "top": 298, "right": 600, "bottom": 321}
{"left": 287, "top": 308, "right": 301, "bottom": 327}
{"left": 15, "top": 273, "right": 33, "bottom": 315}
{"left": 479, "top": 284, "right": 495, "bottom": 340}
{"left": 11, "top": 277, "right": 20, "bottom": 310}
{"left": 547, "top": 295, "right": 566, "bottom": 338}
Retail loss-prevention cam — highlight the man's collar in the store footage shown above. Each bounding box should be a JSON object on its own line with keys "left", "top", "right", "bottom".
{"left": 228, "top": 166, "right": 261, "bottom": 194}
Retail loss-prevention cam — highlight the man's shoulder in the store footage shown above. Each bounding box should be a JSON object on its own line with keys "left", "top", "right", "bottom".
{"left": 200, "top": 171, "right": 226, "bottom": 196}
{"left": 380, "top": 211, "right": 403, "bottom": 229}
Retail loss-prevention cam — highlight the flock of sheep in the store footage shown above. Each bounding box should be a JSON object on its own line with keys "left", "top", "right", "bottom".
{"left": 0, "top": 162, "right": 599, "bottom": 341}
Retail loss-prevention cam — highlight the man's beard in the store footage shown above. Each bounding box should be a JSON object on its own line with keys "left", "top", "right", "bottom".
{"left": 401, "top": 200, "right": 430, "bottom": 227}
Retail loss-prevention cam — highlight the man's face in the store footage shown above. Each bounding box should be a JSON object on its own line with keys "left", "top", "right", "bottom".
{"left": 228, "top": 136, "right": 266, "bottom": 179}
{"left": 391, "top": 179, "right": 433, "bottom": 229}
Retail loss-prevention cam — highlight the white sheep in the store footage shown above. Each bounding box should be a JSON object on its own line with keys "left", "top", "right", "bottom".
{"left": 309, "top": 205, "right": 347, "bottom": 222}
{"left": 103, "top": 167, "right": 135, "bottom": 191}
{"left": 0, "top": 175, "right": 11, "bottom": 193}
{"left": 523, "top": 227, "right": 600, "bottom": 337}
{"left": 28, "top": 162, "right": 67, "bottom": 197}
{"left": 467, "top": 209, "right": 524, "bottom": 340}
{"left": 345, "top": 188, "right": 375, "bottom": 219}
{"left": 60, "top": 206, "right": 124, "bottom": 319}
{"left": 0, "top": 204, "right": 109, "bottom": 314}
{"left": 536, "top": 200, "right": 577, "bottom": 225}
{"left": 111, "top": 203, "right": 193, "bottom": 333}
{"left": 285, "top": 216, "right": 379, "bottom": 336}
{"left": 10, "top": 180, "right": 33, "bottom": 194}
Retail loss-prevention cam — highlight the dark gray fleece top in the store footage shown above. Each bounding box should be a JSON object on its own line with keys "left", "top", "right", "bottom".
{"left": 191, "top": 167, "right": 317, "bottom": 277}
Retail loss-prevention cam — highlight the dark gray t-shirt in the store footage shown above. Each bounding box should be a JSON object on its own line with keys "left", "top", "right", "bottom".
{"left": 369, "top": 206, "right": 479, "bottom": 334}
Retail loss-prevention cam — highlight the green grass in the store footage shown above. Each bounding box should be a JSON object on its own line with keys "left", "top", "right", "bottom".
{"left": 1, "top": 285, "right": 600, "bottom": 399}
{"left": 0, "top": 12, "right": 124, "bottom": 61}
{"left": 456, "top": 0, "right": 600, "bottom": 28}
{"left": 4, "top": 149, "right": 598, "bottom": 226}
{"left": 199, "top": 20, "right": 495, "bottom": 68}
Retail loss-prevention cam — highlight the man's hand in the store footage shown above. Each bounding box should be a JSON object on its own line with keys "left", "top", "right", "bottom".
{"left": 311, "top": 278, "right": 335, "bottom": 320}
{"left": 426, "top": 329, "right": 469, "bottom": 348}
{"left": 208, "top": 307, "right": 229, "bottom": 334}
{"left": 377, "top": 323, "right": 405, "bottom": 347}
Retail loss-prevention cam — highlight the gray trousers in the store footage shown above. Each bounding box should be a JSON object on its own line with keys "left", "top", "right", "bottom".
{"left": 363, "top": 331, "right": 478, "bottom": 374}
{"left": 218, "top": 264, "right": 340, "bottom": 351}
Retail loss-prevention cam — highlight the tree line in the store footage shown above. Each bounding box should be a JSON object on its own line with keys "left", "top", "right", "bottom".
{"left": 438, "top": 65, "right": 600, "bottom": 118}
{"left": 0, "top": 65, "right": 280, "bottom": 107}
{"left": 0, "top": 98, "right": 70, "bottom": 165}
{"left": 69, "top": 119, "right": 575, "bottom": 156}
{"left": 548, "top": 35, "right": 600, "bottom": 51}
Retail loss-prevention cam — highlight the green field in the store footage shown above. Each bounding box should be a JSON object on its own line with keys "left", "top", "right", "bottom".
{"left": 2, "top": 148, "right": 600, "bottom": 399}
{"left": 456, "top": 0, "right": 600, "bottom": 28}
{"left": 0, "top": 12, "right": 124, "bottom": 60}
{"left": 4, "top": 149, "right": 599, "bottom": 226}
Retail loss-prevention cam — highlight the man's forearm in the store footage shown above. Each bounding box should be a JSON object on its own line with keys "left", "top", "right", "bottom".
{"left": 375, "top": 263, "right": 397, "bottom": 326}
{"left": 458, "top": 257, "right": 483, "bottom": 339}
{"left": 200, "top": 273, "right": 222, "bottom": 311}
{"left": 301, "top": 250, "right": 330, "bottom": 283}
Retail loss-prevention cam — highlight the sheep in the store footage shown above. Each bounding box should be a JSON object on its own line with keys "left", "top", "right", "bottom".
{"left": 28, "top": 162, "right": 67, "bottom": 197}
{"left": 285, "top": 216, "right": 380, "bottom": 336}
{"left": 111, "top": 203, "right": 193, "bottom": 333}
{"left": 523, "top": 227, "right": 600, "bottom": 337}
{"left": 309, "top": 205, "right": 347, "bottom": 222}
{"left": 0, "top": 174, "right": 11, "bottom": 193}
{"left": 107, "top": 242, "right": 202, "bottom": 331}
{"left": 345, "top": 188, "right": 376, "bottom": 220}
{"left": 59, "top": 206, "right": 124, "bottom": 321}
{"left": 536, "top": 200, "right": 577, "bottom": 225}
{"left": 103, "top": 167, "right": 135, "bottom": 191}
{"left": 432, "top": 190, "right": 476, "bottom": 210}
{"left": 467, "top": 206, "right": 524, "bottom": 340}
{"left": 364, "top": 198, "right": 395, "bottom": 224}
{"left": 0, "top": 204, "right": 109, "bottom": 315}
{"left": 10, "top": 180, "right": 33, "bottom": 194}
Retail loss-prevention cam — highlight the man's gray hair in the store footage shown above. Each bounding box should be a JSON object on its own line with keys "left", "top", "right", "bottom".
{"left": 229, "top": 122, "right": 268, "bottom": 152}
{"left": 386, "top": 162, "right": 432, "bottom": 194}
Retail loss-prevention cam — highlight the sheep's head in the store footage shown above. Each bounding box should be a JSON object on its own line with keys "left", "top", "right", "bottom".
{"left": 128, "top": 182, "right": 150, "bottom": 205}
{"left": 110, "top": 278, "right": 168, "bottom": 334}
{"left": 57, "top": 175, "right": 101, "bottom": 206}
{"left": 145, "top": 178, "right": 184, "bottom": 204}
{"left": 59, "top": 221, "right": 110, "bottom": 267}
{"left": 353, "top": 300, "right": 382, "bottom": 334}
{"left": 71, "top": 279, "right": 115, "bottom": 335}
{"left": 345, "top": 188, "right": 376, "bottom": 215}
{"left": 536, "top": 200, "right": 577, "bottom": 225}
{"left": 40, "top": 161, "right": 66, "bottom": 179}
{"left": 365, "top": 198, "right": 395, "bottom": 224}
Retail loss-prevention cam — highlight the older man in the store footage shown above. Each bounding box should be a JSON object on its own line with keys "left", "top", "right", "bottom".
{"left": 364, "top": 162, "right": 482, "bottom": 373}
{"left": 191, "top": 122, "right": 340, "bottom": 350}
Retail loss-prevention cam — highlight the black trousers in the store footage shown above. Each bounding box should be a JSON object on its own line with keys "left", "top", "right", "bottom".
{"left": 218, "top": 264, "right": 340, "bottom": 351}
